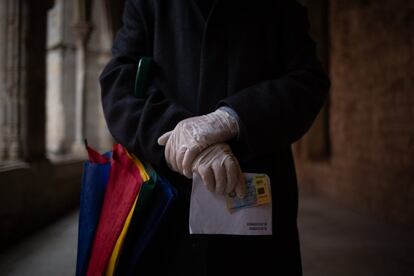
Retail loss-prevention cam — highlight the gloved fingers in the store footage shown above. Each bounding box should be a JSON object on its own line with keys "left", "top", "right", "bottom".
{"left": 157, "top": 131, "right": 172, "bottom": 146}
{"left": 191, "top": 143, "right": 218, "bottom": 172}
{"left": 199, "top": 164, "right": 215, "bottom": 193}
{"left": 235, "top": 172, "right": 247, "bottom": 198}
{"left": 165, "top": 135, "right": 178, "bottom": 173}
{"left": 212, "top": 158, "right": 227, "bottom": 195}
{"left": 224, "top": 157, "right": 238, "bottom": 194}
{"left": 235, "top": 162, "right": 246, "bottom": 198}
{"left": 182, "top": 145, "right": 202, "bottom": 179}
{"left": 164, "top": 135, "right": 172, "bottom": 168}
{"left": 175, "top": 145, "right": 187, "bottom": 176}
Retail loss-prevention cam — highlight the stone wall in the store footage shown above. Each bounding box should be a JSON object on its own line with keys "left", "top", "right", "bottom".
{"left": 0, "top": 161, "right": 82, "bottom": 250}
{"left": 296, "top": 0, "right": 414, "bottom": 226}
{"left": 0, "top": 0, "right": 114, "bottom": 250}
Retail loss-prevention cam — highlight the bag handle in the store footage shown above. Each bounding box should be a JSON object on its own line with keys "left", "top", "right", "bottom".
{"left": 134, "top": 57, "right": 153, "bottom": 98}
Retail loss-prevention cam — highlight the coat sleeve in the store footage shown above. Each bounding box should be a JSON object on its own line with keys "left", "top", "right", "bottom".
{"left": 100, "top": 0, "right": 193, "bottom": 169}
{"left": 217, "top": 0, "right": 330, "bottom": 158}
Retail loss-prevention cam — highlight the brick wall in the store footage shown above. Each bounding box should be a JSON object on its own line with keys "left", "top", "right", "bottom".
{"left": 296, "top": 0, "right": 414, "bottom": 226}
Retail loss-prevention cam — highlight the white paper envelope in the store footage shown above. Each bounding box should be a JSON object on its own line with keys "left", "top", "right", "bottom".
{"left": 189, "top": 173, "right": 272, "bottom": 235}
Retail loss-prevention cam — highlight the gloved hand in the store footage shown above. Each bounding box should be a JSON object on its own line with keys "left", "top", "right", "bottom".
{"left": 191, "top": 143, "right": 246, "bottom": 198}
{"left": 157, "top": 108, "right": 239, "bottom": 178}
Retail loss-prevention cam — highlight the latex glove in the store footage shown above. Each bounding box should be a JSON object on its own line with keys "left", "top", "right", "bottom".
{"left": 157, "top": 108, "right": 239, "bottom": 178}
{"left": 191, "top": 143, "right": 246, "bottom": 198}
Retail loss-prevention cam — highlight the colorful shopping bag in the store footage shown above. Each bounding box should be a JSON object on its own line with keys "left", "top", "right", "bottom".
{"left": 86, "top": 144, "right": 144, "bottom": 276}
{"left": 104, "top": 152, "right": 151, "bottom": 276}
{"left": 75, "top": 146, "right": 111, "bottom": 276}
{"left": 114, "top": 173, "right": 177, "bottom": 276}
{"left": 113, "top": 165, "right": 156, "bottom": 275}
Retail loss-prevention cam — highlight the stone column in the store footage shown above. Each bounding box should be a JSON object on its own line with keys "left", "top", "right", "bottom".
{"left": 22, "top": 1, "right": 52, "bottom": 161}
{"left": 0, "top": 0, "right": 52, "bottom": 163}
{"left": 46, "top": 0, "right": 77, "bottom": 157}
{"left": 71, "top": 0, "right": 92, "bottom": 155}
{"left": 102, "top": 0, "right": 125, "bottom": 39}
{"left": 0, "top": 0, "right": 25, "bottom": 162}
{"left": 84, "top": 0, "right": 114, "bottom": 152}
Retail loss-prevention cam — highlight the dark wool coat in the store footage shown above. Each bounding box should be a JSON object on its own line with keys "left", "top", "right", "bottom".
{"left": 100, "top": 0, "right": 329, "bottom": 275}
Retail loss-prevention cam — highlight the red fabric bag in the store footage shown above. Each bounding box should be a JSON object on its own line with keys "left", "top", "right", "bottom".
{"left": 86, "top": 144, "right": 143, "bottom": 276}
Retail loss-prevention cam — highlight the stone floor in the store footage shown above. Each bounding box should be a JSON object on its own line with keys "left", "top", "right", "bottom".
{"left": 298, "top": 197, "right": 414, "bottom": 276}
{"left": 0, "top": 196, "right": 413, "bottom": 276}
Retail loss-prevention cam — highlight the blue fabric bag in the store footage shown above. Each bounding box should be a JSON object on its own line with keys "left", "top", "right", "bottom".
{"left": 114, "top": 173, "right": 177, "bottom": 276}
{"left": 75, "top": 146, "right": 111, "bottom": 276}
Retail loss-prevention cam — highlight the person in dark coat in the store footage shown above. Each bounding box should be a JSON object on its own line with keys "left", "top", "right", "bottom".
{"left": 100, "top": 0, "right": 330, "bottom": 275}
